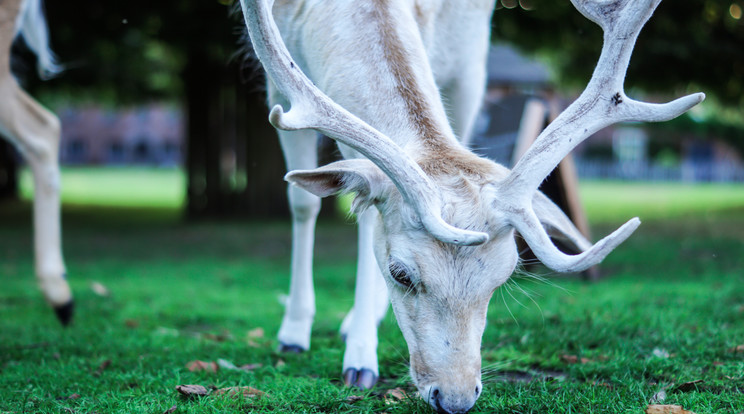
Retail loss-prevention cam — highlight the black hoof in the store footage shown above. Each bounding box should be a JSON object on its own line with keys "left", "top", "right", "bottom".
{"left": 278, "top": 343, "right": 306, "bottom": 353}
{"left": 54, "top": 300, "right": 74, "bottom": 326}
{"left": 343, "top": 368, "right": 377, "bottom": 390}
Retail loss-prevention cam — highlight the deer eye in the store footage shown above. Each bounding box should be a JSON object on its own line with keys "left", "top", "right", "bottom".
{"left": 388, "top": 259, "right": 415, "bottom": 290}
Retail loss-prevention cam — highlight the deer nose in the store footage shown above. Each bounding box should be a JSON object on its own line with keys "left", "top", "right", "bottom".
{"left": 429, "top": 383, "right": 481, "bottom": 414}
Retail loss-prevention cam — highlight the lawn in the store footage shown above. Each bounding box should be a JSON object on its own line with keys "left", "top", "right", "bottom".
{"left": 1, "top": 168, "right": 743, "bottom": 413}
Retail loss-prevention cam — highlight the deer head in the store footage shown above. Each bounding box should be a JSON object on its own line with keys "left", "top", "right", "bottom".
{"left": 241, "top": 0, "right": 703, "bottom": 412}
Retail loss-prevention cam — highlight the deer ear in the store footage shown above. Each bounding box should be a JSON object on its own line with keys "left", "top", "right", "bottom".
{"left": 286, "top": 159, "right": 393, "bottom": 208}
{"left": 532, "top": 191, "right": 592, "bottom": 254}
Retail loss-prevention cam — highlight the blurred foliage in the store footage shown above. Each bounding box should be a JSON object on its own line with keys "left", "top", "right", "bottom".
{"left": 17, "top": 0, "right": 243, "bottom": 106}
{"left": 492, "top": 0, "right": 744, "bottom": 108}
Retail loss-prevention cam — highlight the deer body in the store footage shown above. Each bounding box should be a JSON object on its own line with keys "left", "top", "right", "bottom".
{"left": 241, "top": 0, "right": 703, "bottom": 412}
{"left": 0, "top": 0, "right": 71, "bottom": 324}
{"left": 266, "top": 0, "right": 499, "bottom": 395}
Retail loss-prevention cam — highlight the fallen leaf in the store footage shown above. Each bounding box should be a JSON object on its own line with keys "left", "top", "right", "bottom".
{"left": 275, "top": 359, "right": 286, "bottom": 368}
{"left": 729, "top": 345, "right": 744, "bottom": 353}
{"left": 93, "top": 360, "right": 112, "bottom": 377}
{"left": 247, "top": 328, "right": 265, "bottom": 339}
{"left": 203, "top": 332, "right": 232, "bottom": 342}
{"left": 651, "top": 348, "right": 670, "bottom": 359}
{"left": 176, "top": 384, "right": 209, "bottom": 397}
{"left": 214, "top": 386, "right": 265, "bottom": 399}
{"left": 346, "top": 395, "right": 364, "bottom": 403}
{"left": 651, "top": 389, "right": 667, "bottom": 404}
{"left": 645, "top": 405, "right": 696, "bottom": 414}
{"left": 124, "top": 319, "right": 139, "bottom": 328}
{"left": 674, "top": 380, "right": 703, "bottom": 393}
{"left": 59, "top": 393, "right": 81, "bottom": 400}
{"left": 90, "top": 281, "right": 110, "bottom": 297}
{"left": 592, "top": 381, "right": 613, "bottom": 390}
{"left": 215, "top": 359, "right": 263, "bottom": 372}
{"left": 560, "top": 354, "right": 590, "bottom": 364}
{"left": 186, "top": 360, "right": 218, "bottom": 373}
{"left": 385, "top": 388, "right": 407, "bottom": 401}
{"left": 163, "top": 405, "right": 177, "bottom": 414}
{"left": 217, "top": 359, "right": 239, "bottom": 370}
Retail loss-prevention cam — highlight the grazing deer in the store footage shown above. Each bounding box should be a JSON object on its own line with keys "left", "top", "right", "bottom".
{"left": 240, "top": 0, "right": 703, "bottom": 411}
{"left": 0, "top": 0, "right": 70, "bottom": 324}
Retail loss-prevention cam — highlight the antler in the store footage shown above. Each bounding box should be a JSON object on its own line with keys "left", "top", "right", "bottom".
{"left": 239, "top": 0, "right": 488, "bottom": 246}
{"left": 497, "top": 0, "right": 705, "bottom": 272}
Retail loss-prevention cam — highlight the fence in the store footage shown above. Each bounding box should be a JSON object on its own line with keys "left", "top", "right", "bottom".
{"left": 575, "top": 159, "right": 744, "bottom": 182}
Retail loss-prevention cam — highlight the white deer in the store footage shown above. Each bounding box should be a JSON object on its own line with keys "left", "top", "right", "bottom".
{"left": 0, "top": 0, "right": 71, "bottom": 324}
{"left": 240, "top": 0, "right": 703, "bottom": 412}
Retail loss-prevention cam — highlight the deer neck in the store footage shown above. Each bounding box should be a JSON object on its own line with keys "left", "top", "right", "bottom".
{"left": 285, "top": 0, "right": 460, "bottom": 153}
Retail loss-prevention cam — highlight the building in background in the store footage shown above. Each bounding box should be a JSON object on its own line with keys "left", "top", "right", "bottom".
{"left": 58, "top": 104, "right": 183, "bottom": 167}
{"left": 471, "top": 44, "right": 744, "bottom": 183}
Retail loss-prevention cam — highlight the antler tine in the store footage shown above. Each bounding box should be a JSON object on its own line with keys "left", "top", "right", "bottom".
{"left": 240, "top": 0, "right": 488, "bottom": 246}
{"left": 497, "top": 0, "right": 704, "bottom": 272}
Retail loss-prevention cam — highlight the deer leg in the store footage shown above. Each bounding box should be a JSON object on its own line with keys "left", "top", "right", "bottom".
{"left": 339, "top": 237, "right": 389, "bottom": 339}
{"left": 273, "top": 86, "right": 321, "bottom": 352}
{"left": 0, "top": 77, "right": 72, "bottom": 325}
{"left": 341, "top": 207, "right": 388, "bottom": 389}
{"left": 440, "top": 60, "right": 488, "bottom": 148}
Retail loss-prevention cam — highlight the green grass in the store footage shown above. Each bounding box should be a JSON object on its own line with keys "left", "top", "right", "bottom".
{"left": 1, "top": 169, "right": 743, "bottom": 413}
{"left": 19, "top": 167, "right": 186, "bottom": 208}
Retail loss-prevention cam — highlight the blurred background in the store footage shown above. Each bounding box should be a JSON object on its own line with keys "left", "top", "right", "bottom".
{"left": 0, "top": 0, "right": 742, "bottom": 223}
{"left": 1, "top": 2, "right": 743, "bottom": 411}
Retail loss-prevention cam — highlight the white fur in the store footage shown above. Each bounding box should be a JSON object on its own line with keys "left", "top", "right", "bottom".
{"left": 16, "top": 0, "right": 62, "bottom": 79}
{"left": 1, "top": 0, "right": 69, "bottom": 311}
{"left": 241, "top": 0, "right": 703, "bottom": 411}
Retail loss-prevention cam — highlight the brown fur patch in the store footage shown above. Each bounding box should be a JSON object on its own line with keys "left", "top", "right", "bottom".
{"left": 370, "top": 1, "right": 447, "bottom": 144}
{"left": 370, "top": 1, "right": 498, "bottom": 182}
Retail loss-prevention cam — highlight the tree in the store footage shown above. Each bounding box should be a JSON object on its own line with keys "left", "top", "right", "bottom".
{"left": 15, "top": 0, "right": 289, "bottom": 217}
{"left": 492, "top": 0, "right": 744, "bottom": 106}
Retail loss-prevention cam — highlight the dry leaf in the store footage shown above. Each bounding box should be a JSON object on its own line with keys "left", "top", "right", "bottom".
{"left": 186, "top": 360, "right": 218, "bottom": 373}
{"left": 645, "top": 404, "right": 696, "bottom": 414}
{"left": 67, "top": 393, "right": 81, "bottom": 400}
{"left": 385, "top": 388, "right": 407, "bottom": 401}
{"left": 90, "top": 281, "right": 110, "bottom": 297}
{"left": 124, "top": 319, "right": 139, "bottom": 328}
{"left": 247, "top": 328, "right": 265, "bottom": 339}
{"left": 203, "top": 332, "right": 232, "bottom": 342}
{"left": 214, "top": 386, "right": 265, "bottom": 399}
{"left": 729, "top": 345, "right": 744, "bottom": 353}
{"left": 592, "top": 381, "right": 613, "bottom": 390}
{"left": 163, "top": 405, "right": 177, "bottom": 414}
{"left": 346, "top": 395, "right": 364, "bottom": 403}
{"left": 651, "top": 389, "right": 667, "bottom": 404}
{"left": 239, "top": 363, "right": 263, "bottom": 371}
{"left": 93, "top": 360, "right": 112, "bottom": 377}
{"left": 176, "top": 384, "right": 209, "bottom": 397}
{"left": 275, "top": 359, "right": 286, "bottom": 368}
{"left": 674, "top": 380, "right": 703, "bottom": 393}
{"left": 560, "top": 354, "right": 590, "bottom": 364}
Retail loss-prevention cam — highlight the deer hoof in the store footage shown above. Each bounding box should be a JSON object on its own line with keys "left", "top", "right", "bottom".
{"left": 278, "top": 343, "right": 306, "bottom": 353}
{"left": 54, "top": 300, "right": 74, "bottom": 326}
{"left": 343, "top": 368, "right": 377, "bottom": 389}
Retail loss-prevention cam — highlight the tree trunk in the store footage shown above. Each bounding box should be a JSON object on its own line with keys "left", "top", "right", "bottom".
{"left": 184, "top": 54, "right": 288, "bottom": 219}
{"left": 0, "top": 140, "right": 19, "bottom": 201}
